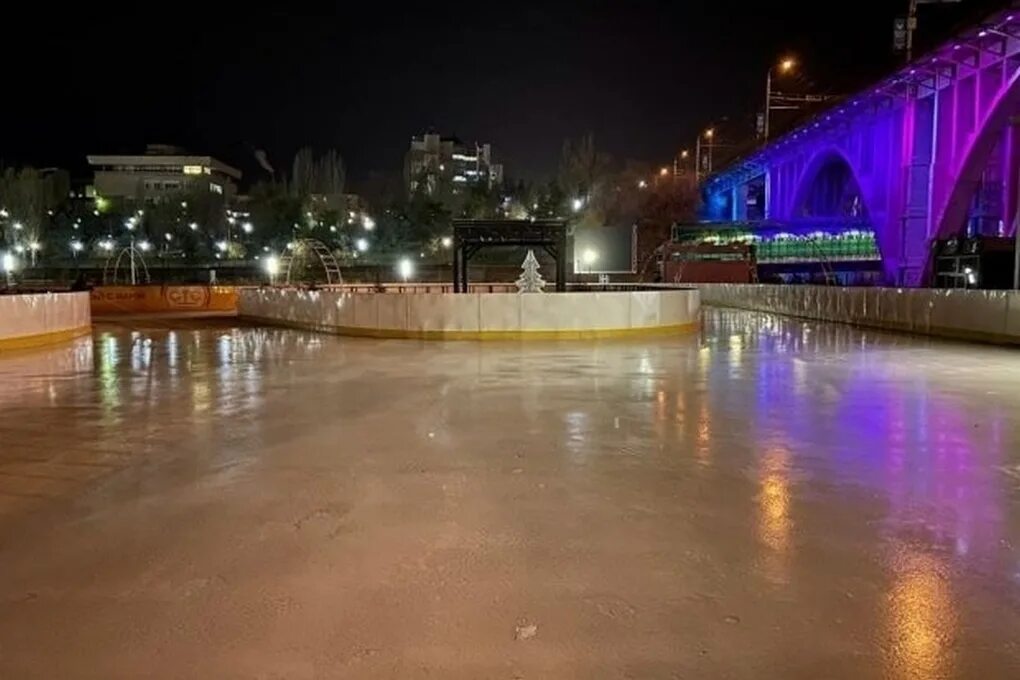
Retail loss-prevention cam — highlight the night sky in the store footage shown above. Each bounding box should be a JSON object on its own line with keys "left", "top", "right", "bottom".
{"left": 6, "top": 0, "right": 1009, "bottom": 188}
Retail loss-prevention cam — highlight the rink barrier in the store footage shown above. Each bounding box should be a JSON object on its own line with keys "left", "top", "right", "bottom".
{"left": 90, "top": 285, "right": 238, "bottom": 315}
{"left": 698, "top": 284, "right": 1020, "bottom": 345}
{"left": 0, "top": 292, "right": 92, "bottom": 352}
{"left": 238, "top": 288, "right": 701, "bottom": 340}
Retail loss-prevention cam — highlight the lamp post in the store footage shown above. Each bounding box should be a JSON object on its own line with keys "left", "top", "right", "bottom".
{"left": 673, "top": 149, "right": 690, "bottom": 178}
{"left": 764, "top": 57, "right": 796, "bottom": 143}
{"left": 695, "top": 128, "right": 715, "bottom": 183}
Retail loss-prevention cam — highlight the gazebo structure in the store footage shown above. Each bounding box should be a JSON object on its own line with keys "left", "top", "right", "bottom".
{"left": 452, "top": 219, "right": 568, "bottom": 292}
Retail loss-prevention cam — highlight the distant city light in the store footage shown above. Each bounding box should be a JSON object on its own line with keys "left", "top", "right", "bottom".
{"left": 70, "top": 240, "right": 84, "bottom": 253}
{"left": 441, "top": 236, "right": 453, "bottom": 249}
{"left": 138, "top": 240, "right": 152, "bottom": 252}
{"left": 28, "top": 241, "right": 40, "bottom": 252}
{"left": 659, "top": 167, "right": 669, "bottom": 176}
{"left": 264, "top": 255, "right": 280, "bottom": 278}
{"left": 189, "top": 222, "right": 199, "bottom": 231}
{"left": 164, "top": 232, "right": 173, "bottom": 242}
{"left": 14, "top": 244, "right": 25, "bottom": 254}
{"left": 355, "top": 238, "right": 369, "bottom": 252}
{"left": 398, "top": 257, "right": 414, "bottom": 281}
{"left": 216, "top": 241, "right": 229, "bottom": 253}
{"left": 0, "top": 208, "right": 8, "bottom": 218}
{"left": 100, "top": 240, "right": 114, "bottom": 251}
{"left": 638, "top": 179, "right": 648, "bottom": 189}
{"left": 242, "top": 221, "right": 254, "bottom": 234}
{"left": 362, "top": 214, "right": 376, "bottom": 231}
{"left": 12, "top": 221, "right": 23, "bottom": 231}
{"left": 571, "top": 197, "right": 584, "bottom": 212}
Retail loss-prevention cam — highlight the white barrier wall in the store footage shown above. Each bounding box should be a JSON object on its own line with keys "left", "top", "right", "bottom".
{"left": 699, "top": 284, "right": 1020, "bottom": 344}
{"left": 239, "top": 288, "right": 700, "bottom": 339}
{"left": 0, "top": 292, "right": 92, "bottom": 351}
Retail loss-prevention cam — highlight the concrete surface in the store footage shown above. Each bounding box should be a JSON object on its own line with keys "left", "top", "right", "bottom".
{"left": 1, "top": 310, "right": 1020, "bottom": 678}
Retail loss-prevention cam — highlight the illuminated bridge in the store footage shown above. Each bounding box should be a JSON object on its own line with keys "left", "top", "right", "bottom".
{"left": 703, "top": 5, "right": 1020, "bottom": 286}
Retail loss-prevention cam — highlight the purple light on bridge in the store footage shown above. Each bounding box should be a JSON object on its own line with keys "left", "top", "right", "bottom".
{"left": 702, "top": 4, "right": 1020, "bottom": 287}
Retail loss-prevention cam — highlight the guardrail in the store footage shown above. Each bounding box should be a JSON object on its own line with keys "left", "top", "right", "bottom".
{"left": 698, "top": 283, "right": 1020, "bottom": 345}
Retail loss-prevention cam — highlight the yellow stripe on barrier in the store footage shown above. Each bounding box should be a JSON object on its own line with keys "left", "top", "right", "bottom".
{"left": 0, "top": 325, "right": 92, "bottom": 353}
{"left": 243, "top": 315, "right": 699, "bottom": 341}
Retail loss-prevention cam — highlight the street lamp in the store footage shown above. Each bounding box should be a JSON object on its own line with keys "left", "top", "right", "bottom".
{"left": 355, "top": 237, "right": 369, "bottom": 252}
{"left": 264, "top": 255, "right": 280, "bottom": 285}
{"left": 398, "top": 257, "right": 414, "bottom": 281}
{"left": 441, "top": 236, "right": 453, "bottom": 249}
{"left": 764, "top": 56, "right": 797, "bottom": 143}
{"left": 696, "top": 128, "right": 716, "bottom": 183}
{"left": 571, "top": 197, "right": 585, "bottom": 213}
{"left": 27, "top": 241, "right": 41, "bottom": 267}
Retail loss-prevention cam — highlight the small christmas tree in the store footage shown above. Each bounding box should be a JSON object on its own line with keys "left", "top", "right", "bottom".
{"left": 516, "top": 249, "right": 546, "bottom": 293}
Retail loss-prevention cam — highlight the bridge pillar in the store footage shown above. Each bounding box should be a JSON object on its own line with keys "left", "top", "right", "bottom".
{"left": 1003, "top": 120, "right": 1020, "bottom": 236}
{"left": 731, "top": 185, "right": 749, "bottom": 221}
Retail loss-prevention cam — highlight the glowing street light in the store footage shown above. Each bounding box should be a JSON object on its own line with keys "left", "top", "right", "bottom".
{"left": 355, "top": 237, "right": 369, "bottom": 252}
{"left": 441, "top": 236, "right": 453, "bottom": 249}
{"left": 100, "top": 240, "right": 114, "bottom": 252}
{"left": 398, "top": 257, "right": 414, "bottom": 281}
{"left": 12, "top": 221, "right": 23, "bottom": 231}
{"left": 696, "top": 127, "right": 717, "bottom": 182}
{"left": 242, "top": 221, "right": 254, "bottom": 234}
{"left": 189, "top": 222, "right": 199, "bottom": 231}
{"left": 215, "top": 240, "right": 229, "bottom": 253}
{"left": 362, "top": 214, "right": 376, "bottom": 231}
{"left": 659, "top": 167, "right": 670, "bottom": 177}
{"left": 14, "top": 244, "right": 25, "bottom": 254}
{"left": 264, "top": 255, "right": 280, "bottom": 284}
{"left": 765, "top": 56, "right": 797, "bottom": 142}
{"left": 582, "top": 248, "right": 599, "bottom": 271}
{"left": 70, "top": 240, "right": 84, "bottom": 253}
{"left": 138, "top": 240, "right": 152, "bottom": 252}
{"left": 571, "top": 197, "right": 584, "bottom": 213}
{"left": 638, "top": 179, "right": 648, "bottom": 189}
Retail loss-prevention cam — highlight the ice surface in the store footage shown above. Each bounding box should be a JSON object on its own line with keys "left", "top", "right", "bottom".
{"left": 1, "top": 309, "right": 1019, "bottom": 678}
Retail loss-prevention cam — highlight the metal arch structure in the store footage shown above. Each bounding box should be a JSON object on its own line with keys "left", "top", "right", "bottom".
{"left": 282, "top": 238, "right": 343, "bottom": 285}
{"left": 452, "top": 219, "right": 568, "bottom": 292}
{"left": 103, "top": 245, "right": 151, "bottom": 285}
{"left": 703, "top": 4, "right": 1020, "bottom": 286}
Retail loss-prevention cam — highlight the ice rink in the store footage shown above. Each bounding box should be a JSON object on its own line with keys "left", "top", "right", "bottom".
{"left": 1, "top": 308, "right": 1019, "bottom": 678}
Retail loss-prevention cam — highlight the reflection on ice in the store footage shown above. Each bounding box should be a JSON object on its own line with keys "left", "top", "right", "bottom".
{"left": 0, "top": 308, "right": 1018, "bottom": 675}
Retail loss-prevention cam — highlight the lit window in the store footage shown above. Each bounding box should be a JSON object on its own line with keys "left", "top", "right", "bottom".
{"left": 210, "top": 182, "right": 223, "bottom": 194}
{"left": 183, "top": 165, "right": 204, "bottom": 175}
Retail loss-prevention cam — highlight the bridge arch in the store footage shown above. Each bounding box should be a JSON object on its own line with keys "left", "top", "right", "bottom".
{"left": 789, "top": 147, "right": 871, "bottom": 221}
{"left": 935, "top": 67, "right": 1020, "bottom": 241}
